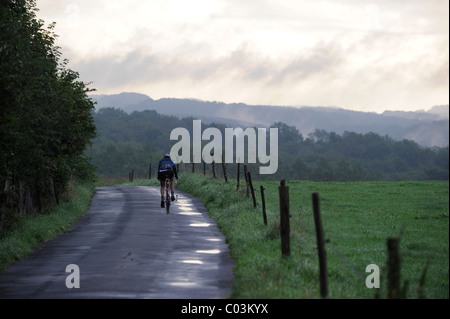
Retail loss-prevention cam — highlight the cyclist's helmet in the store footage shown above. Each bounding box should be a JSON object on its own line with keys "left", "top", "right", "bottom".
{"left": 164, "top": 152, "right": 171, "bottom": 158}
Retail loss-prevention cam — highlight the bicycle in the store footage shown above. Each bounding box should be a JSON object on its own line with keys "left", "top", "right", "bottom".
{"left": 164, "top": 177, "right": 171, "bottom": 214}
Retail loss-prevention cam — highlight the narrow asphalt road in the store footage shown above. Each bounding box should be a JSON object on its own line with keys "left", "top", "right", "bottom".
{"left": 0, "top": 186, "right": 235, "bottom": 299}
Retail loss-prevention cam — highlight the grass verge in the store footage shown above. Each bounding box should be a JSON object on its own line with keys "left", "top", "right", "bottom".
{"left": 0, "top": 181, "right": 96, "bottom": 272}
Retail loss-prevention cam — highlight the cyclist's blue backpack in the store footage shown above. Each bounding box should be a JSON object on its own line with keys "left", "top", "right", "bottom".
{"left": 158, "top": 158, "right": 174, "bottom": 172}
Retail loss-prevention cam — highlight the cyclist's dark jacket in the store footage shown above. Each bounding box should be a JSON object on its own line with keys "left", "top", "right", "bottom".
{"left": 158, "top": 157, "right": 178, "bottom": 179}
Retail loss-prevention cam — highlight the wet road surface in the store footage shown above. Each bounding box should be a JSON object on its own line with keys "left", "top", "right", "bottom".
{"left": 0, "top": 186, "right": 235, "bottom": 299}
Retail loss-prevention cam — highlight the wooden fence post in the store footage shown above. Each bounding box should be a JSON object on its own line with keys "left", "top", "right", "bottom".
{"left": 260, "top": 185, "right": 267, "bottom": 226}
{"left": 279, "top": 180, "right": 290, "bottom": 258}
{"left": 387, "top": 237, "right": 401, "bottom": 299}
{"left": 203, "top": 158, "right": 206, "bottom": 175}
{"left": 312, "top": 192, "right": 329, "bottom": 298}
{"left": 221, "top": 153, "right": 228, "bottom": 183}
{"left": 244, "top": 165, "right": 249, "bottom": 198}
{"left": 247, "top": 171, "right": 256, "bottom": 208}
{"left": 212, "top": 160, "right": 216, "bottom": 178}
{"left": 192, "top": 162, "right": 195, "bottom": 174}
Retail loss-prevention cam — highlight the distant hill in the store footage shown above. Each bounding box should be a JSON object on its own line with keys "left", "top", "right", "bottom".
{"left": 91, "top": 92, "right": 152, "bottom": 109}
{"left": 89, "top": 92, "right": 449, "bottom": 147}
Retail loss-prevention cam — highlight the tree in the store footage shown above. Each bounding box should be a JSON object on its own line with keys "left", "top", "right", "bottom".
{"left": 1, "top": 0, "right": 96, "bottom": 227}
{"left": 312, "top": 158, "right": 334, "bottom": 181}
{"left": 335, "top": 159, "right": 352, "bottom": 182}
{"left": 289, "top": 156, "right": 310, "bottom": 180}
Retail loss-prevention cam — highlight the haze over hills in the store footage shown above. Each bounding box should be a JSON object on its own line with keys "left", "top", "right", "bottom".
{"left": 90, "top": 92, "right": 449, "bottom": 148}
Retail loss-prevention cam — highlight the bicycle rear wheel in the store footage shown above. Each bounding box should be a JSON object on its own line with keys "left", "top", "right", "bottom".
{"left": 165, "top": 181, "right": 170, "bottom": 214}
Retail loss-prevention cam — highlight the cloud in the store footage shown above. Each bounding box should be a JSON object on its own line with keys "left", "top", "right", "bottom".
{"left": 269, "top": 42, "right": 343, "bottom": 84}
{"left": 71, "top": 27, "right": 448, "bottom": 111}
{"left": 37, "top": 0, "right": 449, "bottom": 111}
{"left": 73, "top": 39, "right": 344, "bottom": 93}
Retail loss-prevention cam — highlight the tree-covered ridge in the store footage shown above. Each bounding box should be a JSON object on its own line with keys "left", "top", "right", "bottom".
{"left": 89, "top": 108, "right": 448, "bottom": 182}
{"left": 91, "top": 92, "right": 449, "bottom": 148}
{"left": 1, "top": 0, "right": 96, "bottom": 229}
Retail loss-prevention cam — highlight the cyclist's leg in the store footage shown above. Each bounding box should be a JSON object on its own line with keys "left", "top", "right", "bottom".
{"left": 170, "top": 179, "right": 175, "bottom": 201}
{"left": 169, "top": 176, "right": 174, "bottom": 190}
{"left": 168, "top": 172, "right": 175, "bottom": 202}
{"left": 165, "top": 178, "right": 170, "bottom": 202}
{"left": 158, "top": 172, "right": 165, "bottom": 207}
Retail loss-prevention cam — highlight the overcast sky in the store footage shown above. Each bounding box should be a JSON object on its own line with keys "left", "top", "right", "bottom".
{"left": 36, "top": 0, "right": 448, "bottom": 113}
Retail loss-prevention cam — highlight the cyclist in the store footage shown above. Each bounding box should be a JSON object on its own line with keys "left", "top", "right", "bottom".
{"left": 157, "top": 152, "right": 178, "bottom": 208}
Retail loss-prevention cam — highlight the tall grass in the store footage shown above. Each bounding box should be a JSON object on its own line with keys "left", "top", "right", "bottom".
{"left": 0, "top": 181, "right": 96, "bottom": 271}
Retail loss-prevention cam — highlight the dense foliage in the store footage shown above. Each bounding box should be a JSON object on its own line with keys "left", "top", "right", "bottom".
{"left": 1, "top": 0, "right": 96, "bottom": 230}
{"left": 89, "top": 107, "right": 448, "bottom": 182}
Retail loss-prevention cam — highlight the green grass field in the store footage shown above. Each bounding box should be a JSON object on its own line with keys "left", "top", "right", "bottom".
{"left": 258, "top": 180, "right": 448, "bottom": 298}
{"left": 170, "top": 174, "right": 448, "bottom": 299}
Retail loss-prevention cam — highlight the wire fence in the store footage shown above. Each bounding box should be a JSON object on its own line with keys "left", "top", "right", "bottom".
{"left": 250, "top": 177, "right": 420, "bottom": 299}
{"left": 204, "top": 160, "right": 374, "bottom": 296}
